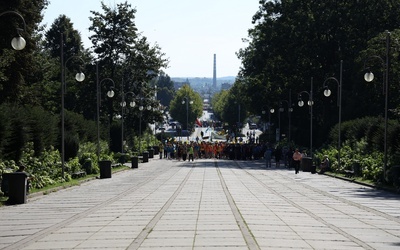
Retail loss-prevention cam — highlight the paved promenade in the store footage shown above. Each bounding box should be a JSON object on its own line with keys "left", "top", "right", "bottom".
{"left": 1, "top": 157, "right": 400, "bottom": 249}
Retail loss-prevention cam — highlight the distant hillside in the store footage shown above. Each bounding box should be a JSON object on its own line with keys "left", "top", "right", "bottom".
{"left": 171, "top": 76, "right": 236, "bottom": 86}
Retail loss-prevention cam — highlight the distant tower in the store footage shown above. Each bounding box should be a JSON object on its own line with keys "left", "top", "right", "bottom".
{"left": 213, "top": 54, "right": 217, "bottom": 89}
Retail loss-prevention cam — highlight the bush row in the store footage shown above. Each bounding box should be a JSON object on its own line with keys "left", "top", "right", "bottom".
{"left": 0, "top": 103, "right": 98, "bottom": 162}
{"left": 315, "top": 116, "right": 400, "bottom": 188}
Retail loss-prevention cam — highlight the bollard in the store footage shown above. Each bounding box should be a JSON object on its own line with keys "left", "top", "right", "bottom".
{"left": 301, "top": 157, "right": 313, "bottom": 172}
{"left": 142, "top": 151, "right": 149, "bottom": 163}
{"left": 131, "top": 156, "right": 138, "bottom": 169}
{"left": 4, "top": 173, "right": 27, "bottom": 204}
{"left": 118, "top": 154, "right": 127, "bottom": 164}
{"left": 99, "top": 160, "right": 112, "bottom": 178}
{"left": 148, "top": 148, "right": 154, "bottom": 158}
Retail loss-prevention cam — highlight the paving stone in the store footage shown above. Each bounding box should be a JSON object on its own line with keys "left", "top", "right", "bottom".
{"left": 0, "top": 158, "right": 399, "bottom": 250}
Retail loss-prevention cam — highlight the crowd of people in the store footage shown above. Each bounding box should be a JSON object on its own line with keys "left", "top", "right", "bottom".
{"left": 158, "top": 140, "right": 302, "bottom": 168}
{"left": 155, "top": 121, "right": 333, "bottom": 174}
{"left": 160, "top": 141, "right": 226, "bottom": 161}
{"left": 157, "top": 137, "right": 331, "bottom": 175}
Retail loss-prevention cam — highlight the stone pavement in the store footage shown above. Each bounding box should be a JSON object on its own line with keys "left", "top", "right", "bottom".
{"left": 1, "top": 157, "right": 400, "bottom": 250}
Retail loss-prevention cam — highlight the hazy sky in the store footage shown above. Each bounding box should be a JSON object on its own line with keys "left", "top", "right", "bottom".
{"left": 41, "top": 0, "right": 260, "bottom": 78}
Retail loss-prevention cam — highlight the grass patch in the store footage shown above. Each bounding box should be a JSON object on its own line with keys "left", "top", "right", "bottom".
{"left": 30, "top": 174, "right": 99, "bottom": 194}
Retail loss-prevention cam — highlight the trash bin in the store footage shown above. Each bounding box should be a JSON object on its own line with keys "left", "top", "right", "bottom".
{"left": 3, "top": 173, "right": 27, "bottom": 204}
{"left": 142, "top": 151, "right": 149, "bottom": 163}
{"left": 118, "top": 154, "right": 127, "bottom": 164}
{"left": 148, "top": 148, "right": 154, "bottom": 158}
{"left": 301, "top": 157, "right": 313, "bottom": 172}
{"left": 99, "top": 160, "right": 112, "bottom": 179}
{"left": 131, "top": 156, "right": 138, "bottom": 169}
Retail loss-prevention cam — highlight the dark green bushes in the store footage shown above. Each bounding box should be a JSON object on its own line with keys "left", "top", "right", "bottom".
{"left": 0, "top": 104, "right": 58, "bottom": 160}
{"left": 0, "top": 103, "right": 108, "bottom": 191}
{"left": 0, "top": 103, "right": 97, "bottom": 163}
{"left": 316, "top": 116, "right": 400, "bottom": 184}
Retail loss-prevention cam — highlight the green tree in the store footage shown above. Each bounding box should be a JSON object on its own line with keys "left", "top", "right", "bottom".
{"left": 237, "top": 0, "right": 400, "bottom": 148}
{"left": 0, "top": 0, "right": 49, "bottom": 105}
{"left": 169, "top": 85, "right": 202, "bottom": 131}
{"left": 44, "top": 15, "right": 83, "bottom": 60}
{"left": 89, "top": 1, "right": 168, "bottom": 88}
{"left": 88, "top": 1, "right": 168, "bottom": 153}
{"left": 43, "top": 15, "right": 90, "bottom": 114}
{"left": 218, "top": 83, "right": 248, "bottom": 130}
{"left": 156, "top": 72, "right": 175, "bottom": 107}
{"left": 357, "top": 29, "right": 400, "bottom": 119}
{"left": 89, "top": 1, "right": 138, "bottom": 79}
{"left": 211, "top": 90, "right": 228, "bottom": 121}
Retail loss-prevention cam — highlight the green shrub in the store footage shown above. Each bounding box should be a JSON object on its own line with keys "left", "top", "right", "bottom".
{"left": 67, "top": 157, "right": 82, "bottom": 174}
{"left": 26, "top": 106, "right": 58, "bottom": 156}
{"left": 0, "top": 104, "right": 58, "bottom": 161}
{"left": 78, "top": 141, "right": 113, "bottom": 174}
{"left": 359, "top": 151, "right": 383, "bottom": 181}
{"left": 315, "top": 138, "right": 383, "bottom": 182}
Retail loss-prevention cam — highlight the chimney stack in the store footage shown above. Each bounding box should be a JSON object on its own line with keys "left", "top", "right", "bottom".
{"left": 213, "top": 54, "right": 217, "bottom": 88}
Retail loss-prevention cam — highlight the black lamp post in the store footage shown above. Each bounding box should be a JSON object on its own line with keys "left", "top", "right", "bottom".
{"left": 130, "top": 95, "right": 152, "bottom": 153}
{"left": 112, "top": 86, "right": 136, "bottom": 154}
{"left": 262, "top": 106, "right": 275, "bottom": 142}
{"left": 363, "top": 31, "right": 390, "bottom": 180}
{"left": 298, "top": 77, "right": 314, "bottom": 158}
{"left": 96, "top": 62, "right": 115, "bottom": 162}
{"left": 323, "top": 60, "right": 343, "bottom": 170}
{"left": 279, "top": 92, "right": 293, "bottom": 143}
{"left": 120, "top": 91, "right": 136, "bottom": 154}
{"left": 0, "top": 11, "right": 27, "bottom": 50}
{"left": 182, "top": 96, "right": 193, "bottom": 141}
{"left": 60, "top": 33, "right": 85, "bottom": 179}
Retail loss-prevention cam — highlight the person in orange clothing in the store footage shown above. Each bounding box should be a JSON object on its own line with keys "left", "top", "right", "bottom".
{"left": 292, "top": 148, "right": 302, "bottom": 174}
{"left": 205, "top": 142, "right": 212, "bottom": 158}
{"left": 216, "top": 143, "right": 223, "bottom": 159}
{"left": 211, "top": 143, "right": 216, "bottom": 158}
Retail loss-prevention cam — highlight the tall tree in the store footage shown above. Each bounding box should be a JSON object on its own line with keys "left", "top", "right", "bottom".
{"left": 88, "top": 0, "right": 168, "bottom": 142}
{"left": 44, "top": 15, "right": 92, "bottom": 115}
{"left": 237, "top": 0, "right": 400, "bottom": 147}
{"left": 169, "top": 85, "right": 202, "bottom": 131}
{"left": 44, "top": 15, "right": 83, "bottom": 61}
{"left": 89, "top": 1, "right": 138, "bottom": 79}
{"left": 0, "top": 0, "right": 49, "bottom": 105}
{"left": 156, "top": 72, "right": 175, "bottom": 107}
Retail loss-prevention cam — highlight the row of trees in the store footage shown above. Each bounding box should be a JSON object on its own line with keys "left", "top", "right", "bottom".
{"left": 212, "top": 1, "right": 400, "bottom": 180}
{"left": 0, "top": 1, "right": 176, "bottom": 164}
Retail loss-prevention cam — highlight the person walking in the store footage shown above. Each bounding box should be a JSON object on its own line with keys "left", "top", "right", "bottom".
{"left": 274, "top": 146, "right": 282, "bottom": 168}
{"left": 164, "top": 142, "right": 168, "bottom": 159}
{"left": 264, "top": 147, "right": 272, "bottom": 168}
{"left": 188, "top": 143, "right": 194, "bottom": 162}
{"left": 292, "top": 148, "right": 302, "bottom": 174}
{"left": 159, "top": 143, "right": 164, "bottom": 159}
